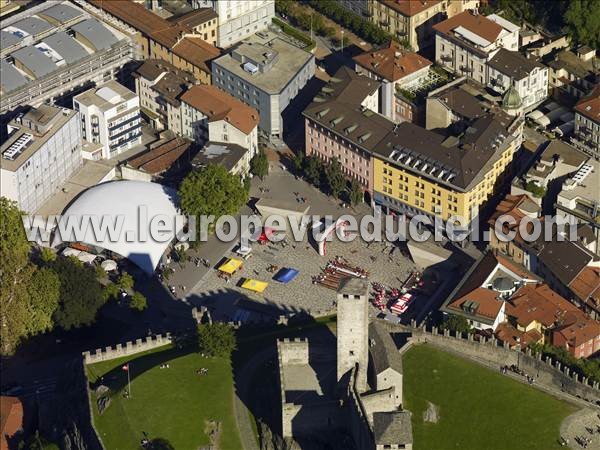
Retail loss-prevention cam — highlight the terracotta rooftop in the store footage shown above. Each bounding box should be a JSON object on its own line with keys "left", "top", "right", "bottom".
{"left": 488, "top": 193, "right": 541, "bottom": 243}
{"left": 353, "top": 41, "right": 432, "bottom": 82}
{"left": 574, "top": 83, "right": 600, "bottom": 123}
{"left": 553, "top": 315, "right": 600, "bottom": 348}
{"left": 172, "top": 36, "right": 220, "bottom": 73}
{"left": 434, "top": 10, "right": 503, "bottom": 44}
{"left": 447, "top": 286, "right": 504, "bottom": 321}
{"left": 168, "top": 7, "right": 217, "bottom": 28}
{"left": 180, "top": 85, "right": 259, "bottom": 134}
{"left": 495, "top": 322, "right": 543, "bottom": 347}
{"left": 89, "top": 0, "right": 177, "bottom": 39}
{"left": 1, "top": 396, "right": 23, "bottom": 450}
{"left": 127, "top": 137, "right": 191, "bottom": 174}
{"left": 569, "top": 266, "right": 600, "bottom": 310}
{"left": 443, "top": 251, "right": 539, "bottom": 325}
{"left": 380, "top": 0, "right": 443, "bottom": 17}
{"left": 507, "top": 283, "right": 580, "bottom": 329}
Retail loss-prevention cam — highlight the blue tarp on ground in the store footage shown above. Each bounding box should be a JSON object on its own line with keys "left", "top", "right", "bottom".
{"left": 273, "top": 268, "right": 299, "bottom": 283}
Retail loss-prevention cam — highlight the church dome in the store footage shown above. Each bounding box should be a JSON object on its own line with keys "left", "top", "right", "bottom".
{"left": 502, "top": 86, "right": 522, "bottom": 110}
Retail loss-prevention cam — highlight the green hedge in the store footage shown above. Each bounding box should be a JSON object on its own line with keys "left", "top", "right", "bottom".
{"left": 272, "top": 17, "right": 316, "bottom": 51}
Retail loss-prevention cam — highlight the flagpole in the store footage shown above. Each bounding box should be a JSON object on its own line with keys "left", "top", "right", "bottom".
{"left": 128, "top": 364, "right": 132, "bottom": 399}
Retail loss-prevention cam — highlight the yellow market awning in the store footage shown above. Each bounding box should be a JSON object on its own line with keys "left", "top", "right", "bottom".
{"left": 241, "top": 278, "right": 268, "bottom": 293}
{"left": 218, "top": 258, "right": 243, "bottom": 274}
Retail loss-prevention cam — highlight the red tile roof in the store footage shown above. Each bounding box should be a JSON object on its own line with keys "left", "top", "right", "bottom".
{"left": 448, "top": 286, "right": 504, "bottom": 320}
{"left": 574, "top": 83, "right": 600, "bottom": 123}
{"left": 507, "top": 283, "right": 580, "bottom": 328}
{"left": 380, "top": 0, "right": 443, "bottom": 17}
{"left": 127, "top": 137, "right": 191, "bottom": 174}
{"left": 180, "top": 85, "right": 259, "bottom": 134}
{"left": 434, "top": 10, "right": 503, "bottom": 44}
{"left": 495, "top": 322, "right": 543, "bottom": 347}
{"left": 1, "top": 396, "right": 23, "bottom": 450}
{"left": 353, "top": 41, "right": 432, "bottom": 82}
{"left": 570, "top": 266, "right": 600, "bottom": 310}
{"left": 488, "top": 194, "right": 541, "bottom": 244}
{"left": 172, "top": 36, "right": 220, "bottom": 73}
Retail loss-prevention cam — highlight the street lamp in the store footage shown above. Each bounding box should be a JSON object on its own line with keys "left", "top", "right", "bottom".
{"left": 341, "top": 30, "right": 344, "bottom": 53}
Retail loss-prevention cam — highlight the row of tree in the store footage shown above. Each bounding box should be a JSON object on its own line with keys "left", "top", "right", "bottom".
{"left": 0, "top": 198, "right": 147, "bottom": 356}
{"left": 484, "top": 0, "right": 600, "bottom": 50}
{"left": 293, "top": 153, "right": 363, "bottom": 206}
{"left": 276, "top": 0, "right": 393, "bottom": 46}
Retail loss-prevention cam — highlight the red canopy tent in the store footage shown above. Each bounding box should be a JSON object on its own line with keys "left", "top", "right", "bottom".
{"left": 258, "top": 227, "right": 274, "bottom": 245}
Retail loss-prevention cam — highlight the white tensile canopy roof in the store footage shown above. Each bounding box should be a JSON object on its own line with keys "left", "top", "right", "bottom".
{"left": 58, "top": 181, "right": 183, "bottom": 273}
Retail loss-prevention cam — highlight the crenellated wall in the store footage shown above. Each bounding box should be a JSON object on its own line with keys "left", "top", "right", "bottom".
{"left": 376, "top": 319, "right": 600, "bottom": 406}
{"left": 82, "top": 334, "right": 172, "bottom": 364}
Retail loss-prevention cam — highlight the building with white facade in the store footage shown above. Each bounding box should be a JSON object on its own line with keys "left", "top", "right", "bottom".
{"left": 487, "top": 48, "right": 548, "bottom": 110}
{"left": 433, "top": 11, "right": 519, "bottom": 84}
{"left": 212, "top": 31, "right": 315, "bottom": 138}
{"left": 193, "top": 0, "right": 275, "bottom": 48}
{"left": 175, "top": 84, "right": 259, "bottom": 156}
{"left": 353, "top": 40, "right": 432, "bottom": 123}
{"left": 572, "top": 84, "right": 600, "bottom": 159}
{"left": 134, "top": 59, "right": 196, "bottom": 131}
{"left": 73, "top": 80, "right": 142, "bottom": 160}
{"left": 0, "top": 1, "right": 135, "bottom": 115}
{"left": 0, "top": 105, "right": 82, "bottom": 213}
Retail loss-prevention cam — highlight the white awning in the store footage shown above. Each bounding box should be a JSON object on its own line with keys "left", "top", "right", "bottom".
{"left": 62, "top": 247, "right": 81, "bottom": 257}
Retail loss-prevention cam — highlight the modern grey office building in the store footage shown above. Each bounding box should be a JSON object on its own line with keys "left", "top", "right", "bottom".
{"left": 211, "top": 31, "right": 315, "bottom": 138}
{"left": 0, "top": 1, "right": 135, "bottom": 115}
{"left": 0, "top": 105, "right": 82, "bottom": 214}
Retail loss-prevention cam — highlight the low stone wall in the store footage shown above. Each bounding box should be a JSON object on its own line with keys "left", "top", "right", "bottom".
{"left": 82, "top": 334, "right": 172, "bottom": 364}
{"left": 377, "top": 319, "right": 600, "bottom": 406}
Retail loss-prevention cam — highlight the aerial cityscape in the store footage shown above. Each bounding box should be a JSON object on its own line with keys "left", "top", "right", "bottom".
{"left": 0, "top": 0, "right": 599, "bottom": 449}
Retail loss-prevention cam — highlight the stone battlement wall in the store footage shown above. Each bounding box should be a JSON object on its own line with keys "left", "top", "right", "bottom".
{"left": 82, "top": 334, "right": 172, "bottom": 364}
{"left": 376, "top": 319, "right": 599, "bottom": 406}
{"left": 278, "top": 338, "right": 309, "bottom": 365}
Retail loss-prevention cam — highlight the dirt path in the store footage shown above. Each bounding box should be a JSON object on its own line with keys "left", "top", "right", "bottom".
{"left": 560, "top": 408, "right": 600, "bottom": 449}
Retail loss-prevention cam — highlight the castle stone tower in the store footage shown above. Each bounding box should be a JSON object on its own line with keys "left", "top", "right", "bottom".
{"left": 336, "top": 277, "right": 369, "bottom": 392}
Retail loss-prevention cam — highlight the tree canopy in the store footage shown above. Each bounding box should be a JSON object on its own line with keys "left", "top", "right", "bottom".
{"left": 50, "top": 257, "right": 105, "bottom": 330}
{"left": 250, "top": 149, "right": 269, "bottom": 180}
{"left": 197, "top": 323, "right": 237, "bottom": 358}
{"left": 179, "top": 165, "right": 249, "bottom": 231}
{"left": 130, "top": 292, "right": 147, "bottom": 312}
{"left": 440, "top": 314, "right": 471, "bottom": 335}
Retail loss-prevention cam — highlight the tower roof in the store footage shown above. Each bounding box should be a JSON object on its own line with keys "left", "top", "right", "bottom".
{"left": 337, "top": 277, "right": 368, "bottom": 296}
{"left": 502, "top": 86, "right": 522, "bottom": 109}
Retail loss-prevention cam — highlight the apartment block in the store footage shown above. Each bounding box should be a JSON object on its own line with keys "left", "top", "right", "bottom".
{"left": 211, "top": 0, "right": 275, "bottom": 48}
{"left": 371, "top": 0, "right": 480, "bottom": 51}
{"left": 372, "top": 116, "right": 520, "bottom": 224}
{"left": 434, "top": 11, "right": 519, "bottom": 84}
{"left": 353, "top": 40, "right": 432, "bottom": 123}
{"left": 572, "top": 85, "right": 600, "bottom": 159}
{"left": 303, "top": 67, "right": 385, "bottom": 194}
{"left": 212, "top": 31, "right": 315, "bottom": 138}
{"left": 73, "top": 80, "right": 142, "bottom": 160}
{"left": 86, "top": 0, "right": 220, "bottom": 84}
{"left": 0, "top": 1, "right": 134, "bottom": 114}
{"left": 487, "top": 48, "right": 548, "bottom": 110}
{"left": 134, "top": 59, "right": 196, "bottom": 130}
{"left": 0, "top": 105, "right": 82, "bottom": 213}
{"left": 175, "top": 84, "right": 259, "bottom": 157}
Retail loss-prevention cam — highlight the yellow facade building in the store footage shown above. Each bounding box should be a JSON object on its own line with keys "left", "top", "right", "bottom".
{"left": 370, "top": 0, "right": 480, "bottom": 51}
{"left": 372, "top": 120, "right": 520, "bottom": 224}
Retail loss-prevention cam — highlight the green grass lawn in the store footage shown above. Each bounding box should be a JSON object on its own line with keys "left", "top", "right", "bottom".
{"left": 86, "top": 346, "right": 242, "bottom": 450}
{"left": 402, "top": 344, "right": 577, "bottom": 450}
